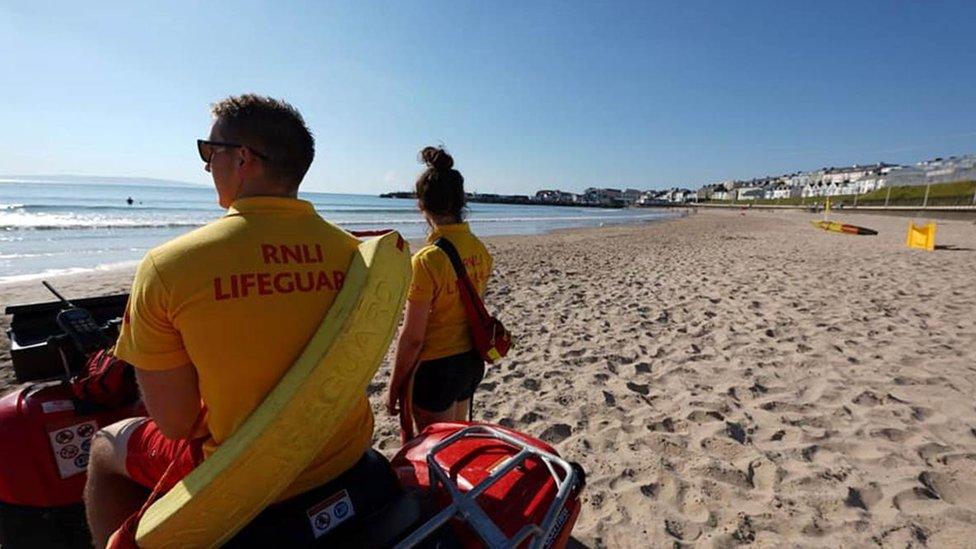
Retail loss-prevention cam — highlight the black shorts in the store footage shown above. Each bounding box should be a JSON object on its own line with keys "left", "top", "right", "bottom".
{"left": 412, "top": 350, "right": 485, "bottom": 413}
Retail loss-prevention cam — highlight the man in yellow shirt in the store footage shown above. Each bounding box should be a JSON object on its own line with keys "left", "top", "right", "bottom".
{"left": 84, "top": 95, "right": 372, "bottom": 547}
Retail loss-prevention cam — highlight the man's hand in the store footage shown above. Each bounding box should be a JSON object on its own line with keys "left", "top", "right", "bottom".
{"left": 135, "top": 363, "right": 203, "bottom": 440}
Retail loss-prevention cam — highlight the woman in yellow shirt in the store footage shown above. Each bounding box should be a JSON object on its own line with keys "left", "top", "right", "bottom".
{"left": 387, "top": 146, "right": 493, "bottom": 432}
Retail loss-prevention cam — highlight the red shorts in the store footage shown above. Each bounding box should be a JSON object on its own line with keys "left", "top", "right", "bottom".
{"left": 124, "top": 419, "right": 205, "bottom": 491}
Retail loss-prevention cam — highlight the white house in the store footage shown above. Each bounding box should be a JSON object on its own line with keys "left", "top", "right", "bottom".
{"left": 659, "top": 189, "right": 679, "bottom": 202}
{"left": 736, "top": 186, "right": 764, "bottom": 200}
{"left": 637, "top": 191, "right": 666, "bottom": 205}
{"left": 802, "top": 181, "right": 827, "bottom": 198}
{"left": 854, "top": 177, "right": 885, "bottom": 194}
{"left": 769, "top": 183, "right": 795, "bottom": 199}
{"left": 786, "top": 172, "right": 815, "bottom": 188}
{"left": 711, "top": 188, "right": 732, "bottom": 201}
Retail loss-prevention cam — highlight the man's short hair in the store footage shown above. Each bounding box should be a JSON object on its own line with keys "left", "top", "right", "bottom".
{"left": 211, "top": 94, "right": 315, "bottom": 187}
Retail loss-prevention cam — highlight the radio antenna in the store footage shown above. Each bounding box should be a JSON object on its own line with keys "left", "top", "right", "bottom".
{"left": 42, "top": 281, "right": 74, "bottom": 307}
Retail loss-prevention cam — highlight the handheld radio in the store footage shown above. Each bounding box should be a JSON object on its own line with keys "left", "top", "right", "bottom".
{"left": 42, "top": 281, "right": 112, "bottom": 355}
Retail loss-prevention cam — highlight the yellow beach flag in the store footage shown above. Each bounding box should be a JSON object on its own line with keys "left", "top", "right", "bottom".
{"left": 906, "top": 221, "right": 936, "bottom": 251}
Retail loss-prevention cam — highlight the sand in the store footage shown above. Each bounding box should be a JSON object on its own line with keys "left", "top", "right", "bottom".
{"left": 2, "top": 210, "right": 975, "bottom": 547}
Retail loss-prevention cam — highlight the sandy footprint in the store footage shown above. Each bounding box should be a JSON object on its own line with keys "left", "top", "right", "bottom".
{"left": 918, "top": 470, "right": 976, "bottom": 507}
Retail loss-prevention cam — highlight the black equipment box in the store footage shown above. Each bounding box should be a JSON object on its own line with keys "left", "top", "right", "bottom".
{"left": 4, "top": 294, "right": 129, "bottom": 382}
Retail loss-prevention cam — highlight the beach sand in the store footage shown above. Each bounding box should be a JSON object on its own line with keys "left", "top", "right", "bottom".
{"left": 2, "top": 209, "right": 975, "bottom": 546}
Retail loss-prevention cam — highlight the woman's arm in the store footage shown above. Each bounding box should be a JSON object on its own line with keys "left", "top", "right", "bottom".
{"left": 386, "top": 299, "right": 431, "bottom": 415}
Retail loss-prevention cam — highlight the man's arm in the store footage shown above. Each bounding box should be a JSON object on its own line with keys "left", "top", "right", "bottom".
{"left": 135, "top": 364, "right": 205, "bottom": 439}
{"left": 116, "top": 253, "right": 205, "bottom": 440}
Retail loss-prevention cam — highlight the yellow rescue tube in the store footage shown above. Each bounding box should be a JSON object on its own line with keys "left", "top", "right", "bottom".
{"left": 135, "top": 231, "right": 411, "bottom": 548}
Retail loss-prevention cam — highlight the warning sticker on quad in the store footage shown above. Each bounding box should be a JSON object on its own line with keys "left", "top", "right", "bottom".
{"left": 48, "top": 420, "right": 98, "bottom": 479}
{"left": 306, "top": 489, "right": 355, "bottom": 539}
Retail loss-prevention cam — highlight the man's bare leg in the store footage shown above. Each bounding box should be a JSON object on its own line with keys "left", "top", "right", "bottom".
{"left": 84, "top": 419, "right": 149, "bottom": 548}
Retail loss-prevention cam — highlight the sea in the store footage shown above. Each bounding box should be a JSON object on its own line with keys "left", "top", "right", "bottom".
{"left": 0, "top": 179, "right": 675, "bottom": 284}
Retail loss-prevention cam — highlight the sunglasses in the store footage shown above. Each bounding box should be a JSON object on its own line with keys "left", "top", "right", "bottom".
{"left": 197, "top": 139, "right": 270, "bottom": 163}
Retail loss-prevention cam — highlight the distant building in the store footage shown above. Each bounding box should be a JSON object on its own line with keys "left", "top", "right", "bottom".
{"left": 584, "top": 187, "right": 621, "bottom": 198}
{"left": 535, "top": 189, "right": 577, "bottom": 203}
{"left": 886, "top": 155, "right": 976, "bottom": 187}
{"left": 654, "top": 188, "right": 694, "bottom": 203}
{"left": 637, "top": 190, "right": 666, "bottom": 205}
{"left": 711, "top": 188, "right": 732, "bottom": 201}
{"left": 736, "top": 186, "right": 763, "bottom": 201}
{"left": 768, "top": 183, "right": 795, "bottom": 200}
{"left": 701, "top": 180, "right": 736, "bottom": 201}
{"left": 619, "top": 188, "right": 643, "bottom": 205}
{"left": 582, "top": 187, "right": 623, "bottom": 205}
{"left": 696, "top": 185, "right": 718, "bottom": 201}
{"left": 785, "top": 172, "right": 814, "bottom": 188}
{"left": 802, "top": 180, "right": 835, "bottom": 198}
{"left": 689, "top": 153, "right": 976, "bottom": 203}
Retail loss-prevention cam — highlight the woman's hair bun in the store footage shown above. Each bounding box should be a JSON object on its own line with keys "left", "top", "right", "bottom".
{"left": 420, "top": 146, "right": 454, "bottom": 172}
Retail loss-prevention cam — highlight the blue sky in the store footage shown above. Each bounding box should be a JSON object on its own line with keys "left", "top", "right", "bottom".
{"left": 1, "top": 1, "right": 974, "bottom": 195}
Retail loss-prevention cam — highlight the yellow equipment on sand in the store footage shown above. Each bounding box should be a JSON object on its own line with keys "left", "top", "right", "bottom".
{"left": 906, "top": 221, "right": 936, "bottom": 251}
{"left": 135, "top": 231, "right": 411, "bottom": 548}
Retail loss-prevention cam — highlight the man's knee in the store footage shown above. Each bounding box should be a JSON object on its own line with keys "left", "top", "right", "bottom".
{"left": 89, "top": 417, "right": 148, "bottom": 478}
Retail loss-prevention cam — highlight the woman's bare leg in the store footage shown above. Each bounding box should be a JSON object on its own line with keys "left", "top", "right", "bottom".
{"left": 412, "top": 404, "right": 456, "bottom": 432}
{"left": 454, "top": 399, "right": 471, "bottom": 422}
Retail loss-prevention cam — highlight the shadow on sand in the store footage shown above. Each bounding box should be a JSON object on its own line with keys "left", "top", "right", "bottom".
{"left": 567, "top": 536, "right": 592, "bottom": 548}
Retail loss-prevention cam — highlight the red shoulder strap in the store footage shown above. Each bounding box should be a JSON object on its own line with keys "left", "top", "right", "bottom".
{"left": 433, "top": 238, "right": 490, "bottom": 324}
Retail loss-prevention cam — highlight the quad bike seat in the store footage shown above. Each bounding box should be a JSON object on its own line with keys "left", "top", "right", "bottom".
{"left": 227, "top": 449, "right": 426, "bottom": 548}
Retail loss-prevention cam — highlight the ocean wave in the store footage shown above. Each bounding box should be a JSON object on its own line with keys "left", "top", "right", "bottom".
{"left": 0, "top": 260, "right": 141, "bottom": 285}
{"left": 0, "top": 252, "right": 61, "bottom": 259}
{"left": 0, "top": 210, "right": 207, "bottom": 230}
{"left": 3, "top": 203, "right": 418, "bottom": 215}
{"left": 1, "top": 212, "right": 669, "bottom": 231}
{"left": 0, "top": 203, "right": 219, "bottom": 213}
{"left": 1, "top": 221, "right": 206, "bottom": 231}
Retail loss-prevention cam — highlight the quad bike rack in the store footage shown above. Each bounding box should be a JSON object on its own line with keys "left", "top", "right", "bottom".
{"left": 395, "top": 425, "right": 581, "bottom": 549}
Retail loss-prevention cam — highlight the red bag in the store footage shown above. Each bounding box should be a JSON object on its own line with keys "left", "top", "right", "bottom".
{"left": 433, "top": 238, "right": 512, "bottom": 364}
{"left": 70, "top": 348, "right": 139, "bottom": 408}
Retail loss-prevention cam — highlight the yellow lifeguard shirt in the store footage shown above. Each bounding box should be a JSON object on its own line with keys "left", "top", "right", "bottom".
{"left": 115, "top": 197, "right": 373, "bottom": 498}
{"left": 407, "top": 223, "right": 492, "bottom": 362}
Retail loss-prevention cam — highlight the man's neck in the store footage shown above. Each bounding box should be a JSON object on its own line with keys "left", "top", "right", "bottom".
{"left": 237, "top": 179, "right": 298, "bottom": 200}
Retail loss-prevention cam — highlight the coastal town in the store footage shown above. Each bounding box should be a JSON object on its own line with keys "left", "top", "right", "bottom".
{"left": 382, "top": 153, "right": 976, "bottom": 207}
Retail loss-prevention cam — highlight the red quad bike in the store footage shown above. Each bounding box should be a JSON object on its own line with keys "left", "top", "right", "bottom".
{"left": 0, "top": 283, "right": 585, "bottom": 548}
